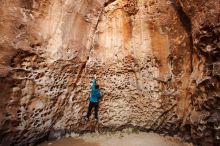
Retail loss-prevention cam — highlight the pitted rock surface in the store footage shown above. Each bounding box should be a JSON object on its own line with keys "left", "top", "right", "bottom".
{"left": 0, "top": 0, "right": 219, "bottom": 146}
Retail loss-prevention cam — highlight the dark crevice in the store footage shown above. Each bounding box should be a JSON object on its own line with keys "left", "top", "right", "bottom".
{"left": 171, "top": 0, "right": 194, "bottom": 73}
{"left": 33, "top": 132, "right": 49, "bottom": 146}
{"left": 104, "top": 0, "right": 116, "bottom": 7}
{"left": 150, "top": 104, "right": 177, "bottom": 130}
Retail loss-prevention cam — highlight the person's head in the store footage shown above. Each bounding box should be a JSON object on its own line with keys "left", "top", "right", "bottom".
{"left": 95, "top": 84, "right": 99, "bottom": 89}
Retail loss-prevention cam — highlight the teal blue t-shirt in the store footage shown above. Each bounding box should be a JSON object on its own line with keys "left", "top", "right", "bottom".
{"left": 90, "top": 79, "right": 101, "bottom": 102}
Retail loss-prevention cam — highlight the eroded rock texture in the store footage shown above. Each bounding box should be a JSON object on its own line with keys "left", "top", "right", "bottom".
{"left": 0, "top": 0, "right": 104, "bottom": 145}
{"left": 0, "top": 0, "right": 219, "bottom": 146}
{"left": 174, "top": 1, "right": 220, "bottom": 146}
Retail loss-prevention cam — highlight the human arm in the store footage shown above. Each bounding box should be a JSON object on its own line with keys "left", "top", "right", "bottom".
{"left": 91, "top": 78, "right": 96, "bottom": 91}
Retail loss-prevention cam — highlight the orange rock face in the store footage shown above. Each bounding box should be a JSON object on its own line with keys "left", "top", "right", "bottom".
{"left": 0, "top": 0, "right": 219, "bottom": 146}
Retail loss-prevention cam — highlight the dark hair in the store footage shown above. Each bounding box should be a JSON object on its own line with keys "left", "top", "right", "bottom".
{"left": 95, "top": 85, "right": 99, "bottom": 89}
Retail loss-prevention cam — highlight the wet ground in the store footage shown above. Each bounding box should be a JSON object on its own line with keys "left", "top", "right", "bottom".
{"left": 38, "top": 132, "right": 193, "bottom": 146}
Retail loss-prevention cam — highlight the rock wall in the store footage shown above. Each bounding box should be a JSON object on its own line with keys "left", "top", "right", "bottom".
{"left": 174, "top": 1, "right": 220, "bottom": 146}
{"left": 53, "top": 0, "right": 172, "bottom": 132}
{"left": 0, "top": 0, "right": 219, "bottom": 146}
{"left": 0, "top": 0, "right": 104, "bottom": 145}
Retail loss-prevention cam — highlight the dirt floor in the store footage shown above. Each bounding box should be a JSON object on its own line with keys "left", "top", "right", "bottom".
{"left": 38, "top": 132, "right": 193, "bottom": 146}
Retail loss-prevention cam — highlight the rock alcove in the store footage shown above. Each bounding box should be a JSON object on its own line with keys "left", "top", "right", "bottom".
{"left": 0, "top": 0, "right": 219, "bottom": 146}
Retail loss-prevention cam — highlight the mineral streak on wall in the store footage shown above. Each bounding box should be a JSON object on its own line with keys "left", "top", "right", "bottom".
{"left": 0, "top": 0, "right": 219, "bottom": 146}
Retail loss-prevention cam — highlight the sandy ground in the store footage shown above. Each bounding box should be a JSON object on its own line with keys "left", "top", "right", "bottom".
{"left": 38, "top": 132, "right": 193, "bottom": 146}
